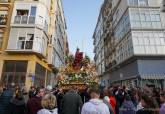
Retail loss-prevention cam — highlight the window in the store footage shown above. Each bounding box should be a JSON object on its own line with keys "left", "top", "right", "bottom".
{"left": 114, "top": 11, "right": 130, "bottom": 42}
{"left": 139, "top": 0, "right": 148, "bottom": 6}
{"left": 17, "top": 37, "right": 25, "bottom": 49}
{"left": 129, "top": 0, "right": 138, "bottom": 6}
{"left": 150, "top": 10, "right": 161, "bottom": 28}
{"left": 2, "top": 61, "right": 27, "bottom": 86}
{"left": 33, "top": 37, "right": 45, "bottom": 54}
{"left": 133, "top": 37, "right": 139, "bottom": 45}
{"left": 150, "top": 38, "right": 155, "bottom": 45}
{"left": 130, "top": 9, "right": 141, "bottom": 28}
{"left": 129, "top": 0, "right": 148, "bottom": 6}
{"left": 25, "top": 34, "right": 34, "bottom": 49}
{"left": 35, "top": 63, "right": 46, "bottom": 87}
{"left": 140, "top": 12, "right": 146, "bottom": 21}
{"left": 144, "top": 37, "right": 150, "bottom": 45}
{"left": 160, "top": 37, "right": 165, "bottom": 45}
{"left": 0, "top": 11, "right": 8, "bottom": 25}
{"left": 145, "top": 45, "right": 151, "bottom": 54}
{"left": 130, "top": 9, "right": 161, "bottom": 29}
{"left": 30, "top": 6, "right": 36, "bottom": 16}
{"left": 17, "top": 10, "right": 29, "bottom": 16}
{"left": 150, "top": 46, "right": 156, "bottom": 54}
{"left": 17, "top": 34, "right": 34, "bottom": 50}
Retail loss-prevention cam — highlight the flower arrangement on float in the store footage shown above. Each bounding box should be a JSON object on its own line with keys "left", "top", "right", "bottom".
{"left": 57, "top": 48, "right": 99, "bottom": 91}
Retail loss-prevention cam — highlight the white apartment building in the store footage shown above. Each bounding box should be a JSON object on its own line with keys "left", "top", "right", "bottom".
{"left": 94, "top": 0, "right": 165, "bottom": 88}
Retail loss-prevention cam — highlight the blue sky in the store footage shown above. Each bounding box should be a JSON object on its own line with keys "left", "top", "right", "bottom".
{"left": 62, "top": 0, "right": 103, "bottom": 59}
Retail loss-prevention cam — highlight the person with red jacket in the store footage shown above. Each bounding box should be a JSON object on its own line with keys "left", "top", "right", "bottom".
{"left": 109, "top": 91, "right": 117, "bottom": 114}
{"left": 27, "top": 87, "right": 45, "bottom": 114}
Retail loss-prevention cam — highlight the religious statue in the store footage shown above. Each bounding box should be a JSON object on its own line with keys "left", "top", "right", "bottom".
{"left": 73, "top": 48, "right": 83, "bottom": 70}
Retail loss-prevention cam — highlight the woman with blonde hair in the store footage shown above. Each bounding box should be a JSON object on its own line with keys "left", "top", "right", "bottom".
{"left": 37, "top": 94, "right": 58, "bottom": 114}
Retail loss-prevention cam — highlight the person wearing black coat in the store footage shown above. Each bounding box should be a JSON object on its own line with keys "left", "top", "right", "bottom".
{"left": 62, "top": 87, "right": 83, "bottom": 114}
{"left": 57, "top": 88, "right": 64, "bottom": 114}
{"left": 8, "top": 90, "right": 26, "bottom": 114}
{"left": 0, "top": 88, "right": 13, "bottom": 114}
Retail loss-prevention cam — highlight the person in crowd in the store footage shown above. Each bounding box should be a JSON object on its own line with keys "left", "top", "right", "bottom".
{"left": 120, "top": 94, "right": 135, "bottom": 114}
{"left": 27, "top": 87, "right": 45, "bottom": 114}
{"left": 62, "top": 86, "right": 83, "bottom": 114}
{"left": 8, "top": 90, "right": 26, "bottom": 114}
{"left": 136, "top": 93, "right": 159, "bottom": 114}
{"left": 37, "top": 94, "right": 58, "bottom": 114}
{"left": 160, "top": 91, "right": 165, "bottom": 114}
{"left": 109, "top": 90, "right": 117, "bottom": 114}
{"left": 81, "top": 86, "right": 110, "bottom": 114}
{"left": 115, "top": 86, "right": 124, "bottom": 114}
{"left": 28, "top": 86, "right": 36, "bottom": 98}
{"left": 45, "top": 85, "right": 53, "bottom": 94}
{"left": 80, "top": 87, "right": 91, "bottom": 103}
{"left": 102, "top": 87, "right": 114, "bottom": 114}
{"left": 153, "top": 88, "right": 161, "bottom": 107}
{"left": 56, "top": 88, "right": 64, "bottom": 114}
{"left": 0, "top": 85, "right": 13, "bottom": 114}
{"left": 103, "top": 96, "right": 114, "bottom": 114}
{"left": 135, "top": 90, "right": 143, "bottom": 111}
{"left": 129, "top": 88, "right": 138, "bottom": 107}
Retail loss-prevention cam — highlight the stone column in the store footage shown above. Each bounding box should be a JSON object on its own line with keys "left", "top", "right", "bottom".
{"left": 25, "top": 61, "right": 36, "bottom": 91}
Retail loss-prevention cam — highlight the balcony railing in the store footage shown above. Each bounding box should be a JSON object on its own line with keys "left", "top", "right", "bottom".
{"left": 14, "top": 15, "right": 35, "bottom": 24}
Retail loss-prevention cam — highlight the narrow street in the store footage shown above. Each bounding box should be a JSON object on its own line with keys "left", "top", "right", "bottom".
{"left": 0, "top": 0, "right": 165, "bottom": 114}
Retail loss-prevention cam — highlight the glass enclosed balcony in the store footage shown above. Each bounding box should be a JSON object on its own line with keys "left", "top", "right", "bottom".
{"left": 14, "top": 15, "right": 35, "bottom": 24}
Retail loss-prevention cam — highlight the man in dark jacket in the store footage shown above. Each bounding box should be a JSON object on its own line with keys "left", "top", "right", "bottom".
{"left": 0, "top": 87, "right": 13, "bottom": 114}
{"left": 62, "top": 87, "right": 83, "bottom": 114}
{"left": 27, "top": 87, "right": 45, "bottom": 114}
{"left": 57, "top": 88, "right": 64, "bottom": 114}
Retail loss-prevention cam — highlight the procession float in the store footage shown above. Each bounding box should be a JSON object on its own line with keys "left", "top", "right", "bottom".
{"left": 57, "top": 48, "right": 99, "bottom": 91}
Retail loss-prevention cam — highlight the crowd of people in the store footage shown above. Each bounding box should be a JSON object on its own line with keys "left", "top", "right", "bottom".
{"left": 0, "top": 82, "right": 165, "bottom": 114}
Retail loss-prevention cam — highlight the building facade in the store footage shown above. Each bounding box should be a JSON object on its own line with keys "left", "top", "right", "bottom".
{"left": 93, "top": 0, "right": 165, "bottom": 88}
{"left": 0, "top": 0, "right": 69, "bottom": 89}
{"left": 93, "top": 6, "right": 104, "bottom": 77}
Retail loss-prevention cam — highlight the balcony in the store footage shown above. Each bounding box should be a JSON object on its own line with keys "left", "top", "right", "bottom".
{"left": 14, "top": 15, "right": 35, "bottom": 25}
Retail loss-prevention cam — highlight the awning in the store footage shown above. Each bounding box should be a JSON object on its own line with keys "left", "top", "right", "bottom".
{"left": 140, "top": 74, "right": 165, "bottom": 80}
